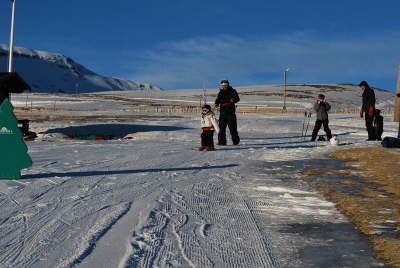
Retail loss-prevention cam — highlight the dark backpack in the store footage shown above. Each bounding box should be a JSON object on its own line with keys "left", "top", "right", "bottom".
{"left": 381, "top": 137, "right": 400, "bottom": 148}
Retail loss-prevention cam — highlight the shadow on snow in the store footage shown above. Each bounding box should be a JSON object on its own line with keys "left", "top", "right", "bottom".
{"left": 240, "top": 132, "right": 355, "bottom": 141}
{"left": 24, "top": 164, "right": 239, "bottom": 180}
{"left": 41, "top": 124, "right": 191, "bottom": 138}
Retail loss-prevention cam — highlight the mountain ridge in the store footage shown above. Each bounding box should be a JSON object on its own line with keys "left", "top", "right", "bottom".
{"left": 0, "top": 44, "right": 162, "bottom": 93}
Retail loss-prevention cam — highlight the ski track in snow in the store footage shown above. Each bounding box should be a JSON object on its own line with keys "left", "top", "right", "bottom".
{"left": 0, "top": 114, "right": 393, "bottom": 268}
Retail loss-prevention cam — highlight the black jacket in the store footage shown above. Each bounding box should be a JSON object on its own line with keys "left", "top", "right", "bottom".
{"left": 362, "top": 87, "right": 375, "bottom": 112}
{"left": 215, "top": 87, "right": 240, "bottom": 115}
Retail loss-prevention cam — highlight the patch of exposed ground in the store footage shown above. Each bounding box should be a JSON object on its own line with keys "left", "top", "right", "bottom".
{"left": 305, "top": 147, "right": 400, "bottom": 267}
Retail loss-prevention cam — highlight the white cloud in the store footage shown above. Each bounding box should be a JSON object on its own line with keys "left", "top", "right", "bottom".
{"left": 128, "top": 32, "right": 400, "bottom": 89}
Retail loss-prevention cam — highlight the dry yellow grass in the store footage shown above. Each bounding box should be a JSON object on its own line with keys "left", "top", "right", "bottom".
{"left": 305, "top": 147, "right": 400, "bottom": 267}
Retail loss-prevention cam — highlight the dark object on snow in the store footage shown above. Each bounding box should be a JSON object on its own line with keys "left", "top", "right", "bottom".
{"left": 63, "top": 134, "right": 115, "bottom": 141}
{"left": 381, "top": 137, "right": 400, "bottom": 148}
{"left": 317, "top": 135, "right": 326, "bottom": 141}
{"left": 23, "top": 131, "right": 38, "bottom": 141}
{"left": 0, "top": 72, "right": 31, "bottom": 104}
{"left": 17, "top": 119, "right": 37, "bottom": 141}
{"left": 18, "top": 119, "right": 30, "bottom": 135}
{"left": 373, "top": 109, "right": 384, "bottom": 141}
{"left": 215, "top": 86, "right": 240, "bottom": 145}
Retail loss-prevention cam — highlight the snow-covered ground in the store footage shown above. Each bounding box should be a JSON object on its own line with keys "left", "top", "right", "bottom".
{"left": 9, "top": 82, "right": 396, "bottom": 117}
{"left": 1, "top": 90, "right": 398, "bottom": 267}
{"left": 2, "top": 115, "right": 398, "bottom": 267}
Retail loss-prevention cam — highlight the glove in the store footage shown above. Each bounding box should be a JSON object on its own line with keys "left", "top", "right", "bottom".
{"left": 221, "top": 102, "right": 231, "bottom": 108}
{"left": 360, "top": 108, "right": 364, "bottom": 118}
{"left": 368, "top": 106, "right": 374, "bottom": 116}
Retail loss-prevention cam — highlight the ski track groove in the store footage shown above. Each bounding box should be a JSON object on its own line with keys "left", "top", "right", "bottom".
{"left": 120, "top": 164, "right": 279, "bottom": 268}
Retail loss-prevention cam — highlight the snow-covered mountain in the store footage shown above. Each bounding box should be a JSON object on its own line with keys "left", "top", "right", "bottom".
{"left": 0, "top": 45, "right": 162, "bottom": 93}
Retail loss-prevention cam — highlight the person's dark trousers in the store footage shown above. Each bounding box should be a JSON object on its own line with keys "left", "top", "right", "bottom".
{"left": 218, "top": 114, "right": 240, "bottom": 145}
{"left": 201, "top": 130, "right": 215, "bottom": 147}
{"left": 365, "top": 115, "right": 376, "bottom": 140}
{"left": 311, "top": 120, "right": 332, "bottom": 141}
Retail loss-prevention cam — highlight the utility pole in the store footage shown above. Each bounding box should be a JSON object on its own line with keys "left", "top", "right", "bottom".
{"left": 8, "top": 0, "right": 17, "bottom": 73}
{"left": 283, "top": 68, "right": 290, "bottom": 112}
{"left": 394, "top": 65, "right": 400, "bottom": 138}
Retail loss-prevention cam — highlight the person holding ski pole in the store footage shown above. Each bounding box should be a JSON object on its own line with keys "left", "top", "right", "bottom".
{"left": 215, "top": 80, "right": 240, "bottom": 145}
{"left": 199, "top": 104, "right": 220, "bottom": 151}
{"left": 359, "top": 81, "right": 376, "bottom": 140}
{"left": 311, "top": 94, "right": 332, "bottom": 141}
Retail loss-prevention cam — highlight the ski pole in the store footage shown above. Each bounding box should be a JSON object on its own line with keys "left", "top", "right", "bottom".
{"left": 301, "top": 110, "right": 307, "bottom": 137}
{"left": 304, "top": 112, "right": 312, "bottom": 140}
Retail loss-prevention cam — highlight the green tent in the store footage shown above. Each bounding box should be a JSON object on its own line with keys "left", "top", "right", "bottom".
{"left": 0, "top": 99, "right": 32, "bottom": 179}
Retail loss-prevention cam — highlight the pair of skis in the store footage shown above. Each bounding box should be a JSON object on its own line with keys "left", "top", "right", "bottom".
{"left": 302, "top": 110, "right": 312, "bottom": 140}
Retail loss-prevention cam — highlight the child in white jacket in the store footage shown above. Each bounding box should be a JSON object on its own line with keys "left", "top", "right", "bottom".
{"left": 199, "top": 104, "right": 220, "bottom": 151}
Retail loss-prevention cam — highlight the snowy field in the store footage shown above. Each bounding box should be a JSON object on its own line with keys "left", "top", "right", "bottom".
{"left": 1, "top": 91, "right": 398, "bottom": 268}
{"left": 9, "top": 82, "right": 396, "bottom": 113}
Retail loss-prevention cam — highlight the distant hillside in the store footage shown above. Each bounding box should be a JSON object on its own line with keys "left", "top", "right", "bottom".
{"left": 162, "top": 84, "right": 396, "bottom": 110}
{"left": 234, "top": 83, "right": 395, "bottom": 109}
{"left": 0, "top": 45, "right": 162, "bottom": 93}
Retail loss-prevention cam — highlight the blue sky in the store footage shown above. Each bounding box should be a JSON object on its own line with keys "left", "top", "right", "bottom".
{"left": 0, "top": 0, "right": 399, "bottom": 90}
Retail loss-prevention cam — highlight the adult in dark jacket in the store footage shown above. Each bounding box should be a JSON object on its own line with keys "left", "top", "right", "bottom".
{"left": 359, "top": 81, "right": 376, "bottom": 140}
{"left": 215, "top": 80, "right": 240, "bottom": 145}
{"left": 311, "top": 94, "right": 332, "bottom": 141}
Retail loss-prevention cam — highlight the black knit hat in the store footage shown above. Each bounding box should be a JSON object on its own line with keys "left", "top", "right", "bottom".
{"left": 202, "top": 104, "right": 212, "bottom": 112}
{"left": 318, "top": 94, "right": 325, "bottom": 99}
{"left": 220, "top": 80, "right": 229, "bottom": 85}
{"left": 359, "top": 81, "right": 370, "bottom": 88}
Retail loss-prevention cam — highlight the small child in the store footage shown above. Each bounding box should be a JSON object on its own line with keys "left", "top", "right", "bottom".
{"left": 199, "top": 104, "right": 220, "bottom": 151}
{"left": 311, "top": 94, "right": 333, "bottom": 141}
{"left": 373, "top": 109, "right": 384, "bottom": 141}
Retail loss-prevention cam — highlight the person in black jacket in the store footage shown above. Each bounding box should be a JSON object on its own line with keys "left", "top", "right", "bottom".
{"left": 359, "top": 81, "right": 376, "bottom": 140}
{"left": 215, "top": 80, "right": 240, "bottom": 145}
{"left": 311, "top": 94, "right": 333, "bottom": 141}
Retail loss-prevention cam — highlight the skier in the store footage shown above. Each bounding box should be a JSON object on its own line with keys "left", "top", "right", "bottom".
{"left": 311, "top": 94, "right": 333, "bottom": 141}
{"left": 199, "top": 104, "right": 220, "bottom": 151}
{"left": 359, "top": 81, "right": 376, "bottom": 140}
{"left": 373, "top": 109, "right": 384, "bottom": 141}
{"left": 215, "top": 80, "right": 240, "bottom": 145}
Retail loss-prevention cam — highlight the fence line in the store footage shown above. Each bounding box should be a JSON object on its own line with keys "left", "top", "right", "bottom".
{"left": 128, "top": 106, "right": 395, "bottom": 115}
{"left": 14, "top": 104, "right": 395, "bottom": 116}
